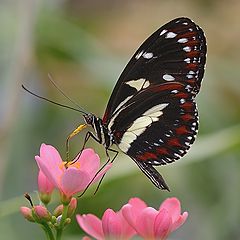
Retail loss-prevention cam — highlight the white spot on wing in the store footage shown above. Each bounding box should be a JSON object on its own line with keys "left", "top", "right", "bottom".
{"left": 165, "top": 32, "right": 177, "bottom": 38}
{"left": 126, "top": 78, "right": 146, "bottom": 91}
{"left": 180, "top": 99, "right": 186, "bottom": 104}
{"left": 128, "top": 116, "right": 152, "bottom": 132}
{"left": 178, "top": 38, "right": 188, "bottom": 43}
{"left": 143, "top": 80, "right": 150, "bottom": 89}
{"left": 160, "top": 29, "right": 167, "bottom": 36}
{"left": 135, "top": 50, "right": 144, "bottom": 59}
{"left": 184, "top": 58, "right": 191, "bottom": 63}
{"left": 163, "top": 74, "right": 175, "bottom": 81}
{"left": 142, "top": 52, "right": 153, "bottom": 59}
{"left": 183, "top": 46, "right": 191, "bottom": 52}
{"left": 143, "top": 103, "right": 169, "bottom": 117}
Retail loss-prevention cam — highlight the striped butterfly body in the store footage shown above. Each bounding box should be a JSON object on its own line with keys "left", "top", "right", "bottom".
{"left": 82, "top": 17, "right": 207, "bottom": 190}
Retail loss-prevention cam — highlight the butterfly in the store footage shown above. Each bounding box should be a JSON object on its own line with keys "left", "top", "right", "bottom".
{"left": 70, "top": 17, "right": 207, "bottom": 191}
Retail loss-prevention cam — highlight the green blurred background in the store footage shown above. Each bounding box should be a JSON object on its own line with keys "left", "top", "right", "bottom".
{"left": 1, "top": 0, "right": 240, "bottom": 239}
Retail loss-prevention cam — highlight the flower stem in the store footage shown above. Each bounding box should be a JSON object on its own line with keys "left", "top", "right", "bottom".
{"left": 41, "top": 222, "right": 55, "bottom": 240}
{"left": 56, "top": 203, "right": 69, "bottom": 240}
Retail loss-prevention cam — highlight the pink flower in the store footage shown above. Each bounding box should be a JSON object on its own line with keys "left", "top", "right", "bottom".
{"left": 77, "top": 208, "right": 136, "bottom": 240}
{"left": 38, "top": 170, "right": 54, "bottom": 195}
{"left": 35, "top": 144, "right": 111, "bottom": 199}
{"left": 122, "top": 197, "right": 188, "bottom": 240}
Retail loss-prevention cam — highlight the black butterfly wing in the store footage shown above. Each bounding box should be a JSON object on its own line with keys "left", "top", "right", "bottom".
{"left": 103, "top": 17, "right": 206, "bottom": 124}
{"left": 102, "top": 17, "right": 206, "bottom": 190}
{"left": 109, "top": 82, "right": 197, "bottom": 189}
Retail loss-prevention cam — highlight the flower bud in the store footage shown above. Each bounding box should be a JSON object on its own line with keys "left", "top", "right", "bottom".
{"left": 64, "top": 218, "right": 71, "bottom": 226}
{"left": 20, "top": 207, "right": 35, "bottom": 222}
{"left": 38, "top": 171, "right": 54, "bottom": 205}
{"left": 53, "top": 197, "right": 77, "bottom": 218}
{"left": 33, "top": 205, "right": 51, "bottom": 222}
{"left": 68, "top": 198, "right": 77, "bottom": 217}
{"left": 53, "top": 205, "right": 63, "bottom": 217}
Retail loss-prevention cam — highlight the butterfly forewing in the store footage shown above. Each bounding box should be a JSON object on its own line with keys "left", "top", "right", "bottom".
{"left": 103, "top": 17, "right": 206, "bottom": 124}
{"left": 99, "top": 17, "right": 206, "bottom": 190}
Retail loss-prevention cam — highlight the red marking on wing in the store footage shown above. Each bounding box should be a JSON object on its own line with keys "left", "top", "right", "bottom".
{"left": 115, "top": 131, "right": 124, "bottom": 139}
{"left": 167, "top": 138, "right": 181, "bottom": 147}
{"left": 150, "top": 83, "right": 184, "bottom": 93}
{"left": 175, "top": 126, "right": 191, "bottom": 135}
{"left": 181, "top": 114, "right": 194, "bottom": 121}
{"left": 181, "top": 102, "right": 194, "bottom": 111}
{"left": 186, "top": 63, "right": 198, "bottom": 70}
{"left": 156, "top": 147, "right": 169, "bottom": 155}
{"left": 176, "top": 32, "right": 196, "bottom": 39}
{"left": 175, "top": 92, "right": 189, "bottom": 99}
{"left": 187, "top": 51, "right": 200, "bottom": 58}
{"left": 184, "top": 40, "right": 199, "bottom": 46}
{"left": 137, "top": 152, "right": 158, "bottom": 161}
{"left": 102, "top": 110, "right": 109, "bottom": 124}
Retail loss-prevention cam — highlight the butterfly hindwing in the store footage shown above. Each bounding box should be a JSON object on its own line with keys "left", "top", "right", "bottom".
{"left": 111, "top": 83, "right": 198, "bottom": 165}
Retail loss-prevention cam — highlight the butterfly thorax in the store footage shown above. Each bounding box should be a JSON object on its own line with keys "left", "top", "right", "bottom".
{"left": 83, "top": 113, "right": 114, "bottom": 149}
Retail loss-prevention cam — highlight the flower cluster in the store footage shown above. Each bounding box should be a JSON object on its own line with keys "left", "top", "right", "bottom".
{"left": 77, "top": 197, "right": 188, "bottom": 240}
{"left": 20, "top": 144, "right": 112, "bottom": 240}
{"left": 20, "top": 143, "right": 188, "bottom": 240}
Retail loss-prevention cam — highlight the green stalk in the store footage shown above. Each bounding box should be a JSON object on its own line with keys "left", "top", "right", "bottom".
{"left": 41, "top": 222, "right": 55, "bottom": 240}
{"left": 56, "top": 203, "right": 69, "bottom": 240}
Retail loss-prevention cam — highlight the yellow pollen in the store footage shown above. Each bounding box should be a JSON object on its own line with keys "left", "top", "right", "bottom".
{"left": 60, "top": 161, "right": 81, "bottom": 170}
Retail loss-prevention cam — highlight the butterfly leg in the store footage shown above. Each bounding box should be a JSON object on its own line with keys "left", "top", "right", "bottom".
{"left": 133, "top": 159, "right": 170, "bottom": 191}
{"left": 69, "top": 131, "right": 101, "bottom": 163}
{"left": 92, "top": 148, "right": 119, "bottom": 194}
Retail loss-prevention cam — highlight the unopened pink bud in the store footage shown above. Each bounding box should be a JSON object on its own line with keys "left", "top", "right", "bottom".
{"left": 68, "top": 198, "right": 77, "bottom": 217}
{"left": 33, "top": 205, "right": 51, "bottom": 221}
{"left": 53, "top": 198, "right": 77, "bottom": 218}
{"left": 38, "top": 171, "right": 54, "bottom": 204}
{"left": 53, "top": 205, "right": 63, "bottom": 217}
{"left": 20, "top": 207, "right": 34, "bottom": 222}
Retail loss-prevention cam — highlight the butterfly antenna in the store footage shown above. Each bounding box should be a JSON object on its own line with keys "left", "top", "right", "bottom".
{"left": 47, "top": 73, "right": 88, "bottom": 114}
{"left": 22, "top": 84, "right": 86, "bottom": 114}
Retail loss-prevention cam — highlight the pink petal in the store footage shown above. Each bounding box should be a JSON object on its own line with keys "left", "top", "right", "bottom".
{"left": 154, "top": 208, "right": 172, "bottom": 239}
{"left": 128, "top": 198, "right": 147, "bottom": 212}
{"left": 91, "top": 163, "right": 112, "bottom": 183}
{"left": 40, "top": 143, "right": 63, "bottom": 165}
{"left": 121, "top": 204, "right": 136, "bottom": 229}
{"left": 117, "top": 210, "right": 136, "bottom": 239}
{"left": 135, "top": 207, "right": 158, "bottom": 238}
{"left": 121, "top": 198, "right": 147, "bottom": 230}
{"left": 35, "top": 156, "right": 61, "bottom": 189}
{"left": 77, "top": 214, "right": 104, "bottom": 240}
{"left": 77, "top": 149, "right": 100, "bottom": 176}
{"left": 38, "top": 170, "right": 54, "bottom": 194}
{"left": 159, "top": 197, "right": 181, "bottom": 223}
{"left": 102, "top": 209, "right": 122, "bottom": 238}
{"left": 61, "top": 168, "right": 90, "bottom": 196}
{"left": 171, "top": 211, "right": 188, "bottom": 232}
{"left": 35, "top": 144, "right": 64, "bottom": 188}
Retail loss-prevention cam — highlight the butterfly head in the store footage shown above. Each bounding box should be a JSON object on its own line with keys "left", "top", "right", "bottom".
{"left": 83, "top": 113, "right": 95, "bottom": 126}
